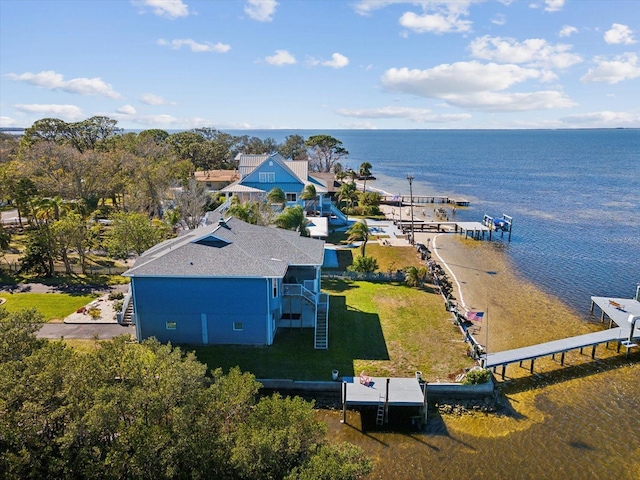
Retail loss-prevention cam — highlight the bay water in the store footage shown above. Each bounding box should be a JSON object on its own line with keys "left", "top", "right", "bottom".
{"left": 234, "top": 129, "right": 640, "bottom": 479}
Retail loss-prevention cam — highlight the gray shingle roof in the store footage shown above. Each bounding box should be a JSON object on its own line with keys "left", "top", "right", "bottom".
{"left": 123, "top": 217, "right": 325, "bottom": 278}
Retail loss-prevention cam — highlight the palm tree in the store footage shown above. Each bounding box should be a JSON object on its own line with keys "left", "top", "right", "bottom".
{"left": 346, "top": 219, "right": 370, "bottom": 256}
{"left": 300, "top": 184, "right": 317, "bottom": 215}
{"left": 348, "top": 169, "right": 358, "bottom": 184}
{"left": 275, "top": 205, "right": 308, "bottom": 236}
{"left": 266, "top": 187, "right": 286, "bottom": 207}
{"left": 227, "top": 197, "right": 260, "bottom": 224}
{"left": 337, "top": 181, "right": 358, "bottom": 223}
{"left": 404, "top": 266, "right": 430, "bottom": 288}
{"left": 358, "top": 162, "right": 372, "bottom": 193}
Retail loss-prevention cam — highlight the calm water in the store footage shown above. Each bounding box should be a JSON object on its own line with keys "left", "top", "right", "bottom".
{"left": 234, "top": 129, "right": 640, "bottom": 479}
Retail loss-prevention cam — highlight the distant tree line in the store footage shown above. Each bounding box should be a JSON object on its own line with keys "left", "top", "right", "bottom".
{"left": 0, "top": 309, "right": 373, "bottom": 480}
{"left": 0, "top": 117, "right": 352, "bottom": 273}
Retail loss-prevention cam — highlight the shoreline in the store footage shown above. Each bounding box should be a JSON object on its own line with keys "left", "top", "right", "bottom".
{"left": 372, "top": 178, "right": 602, "bottom": 358}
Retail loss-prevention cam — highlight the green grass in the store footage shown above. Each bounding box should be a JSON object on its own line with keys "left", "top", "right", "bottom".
{"left": 0, "top": 292, "right": 98, "bottom": 321}
{"left": 191, "top": 279, "right": 472, "bottom": 382}
{"left": 361, "top": 243, "right": 418, "bottom": 273}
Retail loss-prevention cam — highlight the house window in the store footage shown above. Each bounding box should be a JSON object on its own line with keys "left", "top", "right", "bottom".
{"left": 166, "top": 321, "right": 177, "bottom": 330}
{"left": 286, "top": 193, "right": 297, "bottom": 202}
{"left": 233, "top": 322, "right": 244, "bottom": 331}
{"left": 259, "top": 172, "right": 275, "bottom": 183}
{"left": 273, "top": 280, "right": 278, "bottom": 298}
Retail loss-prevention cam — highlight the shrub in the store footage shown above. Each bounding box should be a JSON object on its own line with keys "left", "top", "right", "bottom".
{"left": 108, "top": 291, "right": 124, "bottom": 301}
{"left": 348, "top": 256, "right": 379, "bottom": 273}
{"left": 112, "top": 300, "right": 124, "bottom": 313}
{"left": 88, "top": 307, "right": 102, "bottom": 320}
{"left": 462, "top": 368, "right": 491, "bottom": 385}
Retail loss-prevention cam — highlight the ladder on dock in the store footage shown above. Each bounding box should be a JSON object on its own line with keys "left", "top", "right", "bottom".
{"left": 376, "top": 394, "right": 385, "bottom": 426}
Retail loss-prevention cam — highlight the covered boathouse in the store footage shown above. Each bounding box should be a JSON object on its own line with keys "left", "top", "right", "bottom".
{"left": 341, "top": 375, "right": 427, "bottom": 430}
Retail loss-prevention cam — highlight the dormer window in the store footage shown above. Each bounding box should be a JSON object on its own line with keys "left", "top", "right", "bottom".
{"left": 259, "top": 172, "right": 275, "bottom": 183}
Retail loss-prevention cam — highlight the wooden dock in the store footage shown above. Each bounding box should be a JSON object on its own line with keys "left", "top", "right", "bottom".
{"left": 482, "top": 296, "right": 640, "bottom": 379}
{"left": 380, "top": 195, "right": 469, "bottom": 206}
{"left": 392, "top": 219, "right": 491, "bottom": 239}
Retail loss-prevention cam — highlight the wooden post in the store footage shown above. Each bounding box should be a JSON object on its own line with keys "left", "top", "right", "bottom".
{"left": 341, "top": 382, "right": 347, "bottom": 424}
{"left": 384, "top": 378, "right": 390, "bottom": 423}
{"left": 617, "top": 341, "right": 622, "bottom": 353}
{"left": 560, "top": 352, "right": 565, "bottom": 365}
{"left": 422, "top": 383, "right": 428, "bottom": 423}
{"left": 501, "top": 365, "right": 506, "bottom": 380}
{"left": 530, "top": 359, "right": 535, "bottom": 374}
{"left": 591, "top": 344, "right": 597, "bottom": 359}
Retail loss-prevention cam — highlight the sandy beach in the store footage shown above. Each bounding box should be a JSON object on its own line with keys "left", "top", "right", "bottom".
{"left": 376, "top": 200, "right": 605, "bottom": 368}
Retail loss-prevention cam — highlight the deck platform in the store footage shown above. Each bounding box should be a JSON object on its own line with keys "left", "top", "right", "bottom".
{"left": 455, "top": 222, "right": 492, "bottom": 240}
{"left": 483, "top": 296, "right": 639, "bottom": 379}
{"left": 341, "top": 376, "right": 425, "bottom": 406}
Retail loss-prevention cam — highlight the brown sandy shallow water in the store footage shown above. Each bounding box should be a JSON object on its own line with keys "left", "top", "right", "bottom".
{"left": 319, "top": 233, "right": 640, "bottom": 480}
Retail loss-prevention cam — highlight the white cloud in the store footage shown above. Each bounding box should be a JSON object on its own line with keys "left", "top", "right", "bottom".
{"left": 322, "top": 53, "right": 350, "bottom": 68}
{"left": 492, "top": 14, "right": 506, "bottom": 26}
{"left": 244, "top": 0, "right": 278, "bottom": 22}
{"left": 265, "top": 49, "right": 296, "bottom": 66}
{"left": 381, "top": 62, "right": 552, "bottom": 97}
{"left": 140, "top": 93, "right": 173, "bottom": 105}
{"left": 581, "top": 53, "right": 640, "bottom": 84}
{"left": 116, "top": 105, "right": 137, "bottom": 115}
{"left": 469, "top": 35, "right": 583, "bottom": 69}
{"left": 336, "top": 106, "right": 471, "bottom": 123}
{"left": 14, "top": 103, "right": 84, "bottom": 120}
{"left": 604, "top": 23, "right": 637, "bottom": 45}
{"left": 134, "top": 0, "right": 190, "bottom": 19}
{"left": 7, "top": 70, "right": 121, "bottom": 98}
{"left": 399, "top": 11, "right": 472, "bottom": 34}
{"left": 544, "top": 0, "right": 565, "bottom": 12}
{"left": 0, "top": 116, "right": 18, "bottom": 127}
{"left": 129, "top": 114, "right": 180, "bottom": 126}
{"left": 443, "top": 90, "right": 576, "bottom": 111}
{"left": 380, "top": 61, "right": 574, "bottom": 112}
{"left": 559, "top": 25, "right": 577, "bottom": 38}
{"left": 354, "top": 1, "right": 480, "bottom": 34}
{"left": 560, "top": 111, "right": 640, "bottom": 126}
{"left": 157, "top": 38, "right": 231, "bottom": 53}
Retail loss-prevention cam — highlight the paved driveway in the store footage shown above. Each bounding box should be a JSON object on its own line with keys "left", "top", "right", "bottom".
{"left": 38, "top": 323, "right": 136, "bottom": 340}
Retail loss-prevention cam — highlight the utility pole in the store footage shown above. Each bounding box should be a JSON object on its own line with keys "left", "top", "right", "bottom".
{"left": 407, "top": 174, "right": 415, "bottom": 245}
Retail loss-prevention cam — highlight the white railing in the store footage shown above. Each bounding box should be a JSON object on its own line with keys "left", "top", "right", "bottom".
{"left": 283, "top": 283, "right": 317, "bottom": 304}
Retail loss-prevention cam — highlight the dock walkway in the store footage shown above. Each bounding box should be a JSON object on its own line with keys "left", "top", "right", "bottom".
{"left": 483, "top": 296, "right": 639, "bottom": 379}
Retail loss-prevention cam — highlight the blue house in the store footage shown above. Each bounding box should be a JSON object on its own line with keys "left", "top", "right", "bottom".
{"left": 219, "top": 153, "right": 347, "bottom": 224}
{"left": 122, "top": 217, "right": 329, "bottom": 348}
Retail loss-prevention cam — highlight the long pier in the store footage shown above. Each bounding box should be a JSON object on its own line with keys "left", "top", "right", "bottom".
{"left": 482, "top": 295, "right": 640, "bottom": 379}
{"left": 380, "top": 194, "right": 470, "bottom": 206}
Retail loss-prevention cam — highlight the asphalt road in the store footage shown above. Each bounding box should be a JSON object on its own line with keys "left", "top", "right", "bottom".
{"left": 38, "top": 323, "right": 136, "bottom": 340}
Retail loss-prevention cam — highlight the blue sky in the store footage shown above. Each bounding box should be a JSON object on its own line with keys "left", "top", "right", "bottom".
{"left": 1, "top": 0, "right": 639, "bottom": 130}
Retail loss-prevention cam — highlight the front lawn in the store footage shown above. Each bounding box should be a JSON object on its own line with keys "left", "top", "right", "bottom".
{"left": 192, "top": 279, "right": 472, "bottom": 382}
{"left": 0, "top": 292, "right": 98, "bottom": 321}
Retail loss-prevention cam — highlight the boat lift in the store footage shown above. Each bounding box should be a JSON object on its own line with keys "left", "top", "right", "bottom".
{"left": 482, "top": 214, "right": 513, "bottom": 241}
